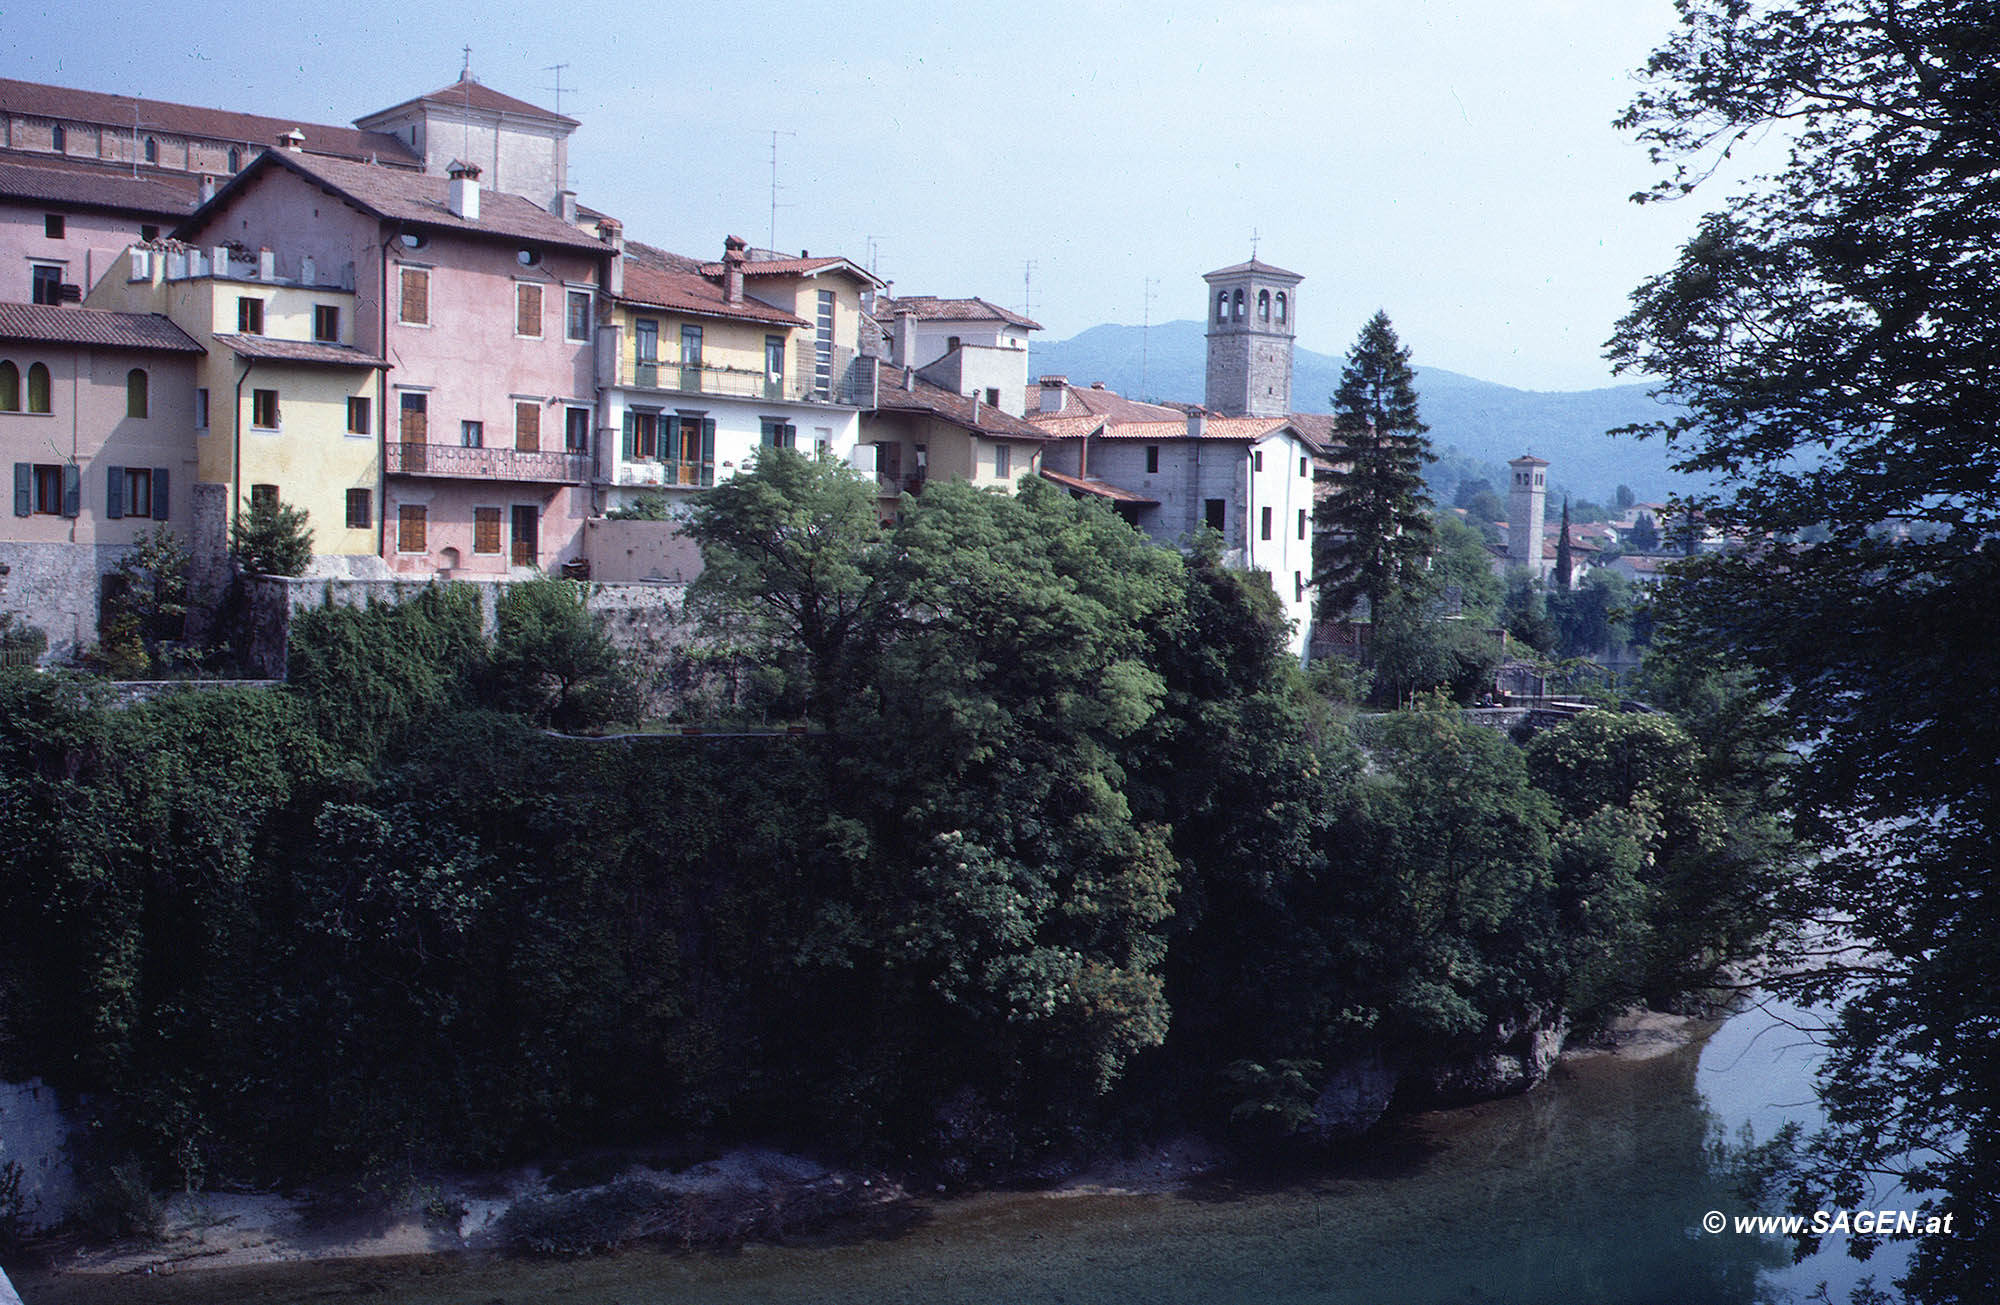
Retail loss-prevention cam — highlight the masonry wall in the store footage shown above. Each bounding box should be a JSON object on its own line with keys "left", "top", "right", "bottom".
{"left": 0, "top": 201, "right": 166, "bottom": 303}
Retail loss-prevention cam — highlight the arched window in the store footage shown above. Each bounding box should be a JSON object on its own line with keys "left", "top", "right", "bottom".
{"left": 52, "top": 124, "right": 66, "bottom": 153}
{"left": 1257, "top": 289, "right": 1270, "bottom": 321}
{"left": 1276, "top": 292, "right": 1287, "bottom": 324}
{"left": 143, "top": 136, "right": 158, "bottom": 164}
{"left": 27, "top": 363, "right": 51, "bottom": 414}
{"left": 1232, "top": 288, "right": 1245, "bottom": 321}
{"left": 0, "top": 362, "right": 17, "bottom": 411}
{"left": 1216, "top": 292, "right": 1228, "bottom": 323}
{"left": 126, "top": 368, "right": 148, "bottom": 418}
{"left": 228, "top": 147, "right": 241, "bottom": 171}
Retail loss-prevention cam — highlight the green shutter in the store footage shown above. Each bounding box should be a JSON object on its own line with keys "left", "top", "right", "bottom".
{"left": 701, "top": 418, "right": 716, "bottom": 486}
{"left": 61, "top": 464, "right": 79, "bottom": 518}
{"left": 622, "top": 411, "right": 636, "bottom": 460}
{"left": 106, "top": 465, "right": 125, "bottom": 519}
{"left": 13, "top": 463, "right": 29, "bottom": 517}
{"left": 152, "top": 467, "right": 169, "bottom": 521}
{"left": 663, "top": 415, "right": 680, "bottom": 465}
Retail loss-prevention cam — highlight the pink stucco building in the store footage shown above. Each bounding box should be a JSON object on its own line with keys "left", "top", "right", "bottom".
{"left": 174, "top": 147, "right": 610, "bottom": 576}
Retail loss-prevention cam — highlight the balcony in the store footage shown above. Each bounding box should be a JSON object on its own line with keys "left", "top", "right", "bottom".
{"left": 385, "top": 441, "right": 588, "bottom": 484}
{"left": 626, "top": 347, "right": 867, "bottom": 406}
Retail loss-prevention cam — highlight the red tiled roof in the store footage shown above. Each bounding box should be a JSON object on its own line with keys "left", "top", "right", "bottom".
{"left": 1284, "top": 411, "right": 1339, "bottom": 453}
{"left": 620, "top": 263, "right": 806, "bottom": 327}
{"left": 212, "top": 333, "right": 388, "bottom": 368}
{"left": 1029, "top": 410, "right": 1294, "bottom": 443}
{"left": 0, "top": 76, "right": 420, "bottom": 168}
{"left": 1202, "top": 256, "right": 1303, "bottom": 282}
{"left": 0, "top": 303, "right": 203, "bottom": 353}
{"left": 1034, "top": 381, "right": 1183, "bottom": 422}
{"left": 358, "top": 75, "right": 579, "bottom": 129}
{"left": 698, "top": 253, "right": 881, "bottom": 287}
{"left": 1040, "top": 469, "right": 1158, "bottom": 505}
{"left": 874, "top": 295, "right": 1040, "bottom": 330}
{"left": 874, "top": 368, "right": 1048, "bottom": 441}
{"left": 181, "top": 150, "right": 609, "bottom": 253}
{"left": 0, "top": 158, "right": 198, "bottom": 216}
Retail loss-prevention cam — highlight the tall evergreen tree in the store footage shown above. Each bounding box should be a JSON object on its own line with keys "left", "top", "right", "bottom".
{"left": 1554, "top": 497, "right": 1574, "bottom": 590}
{"left": 1317, "top": 311, "right": 1435, "bottom": 620}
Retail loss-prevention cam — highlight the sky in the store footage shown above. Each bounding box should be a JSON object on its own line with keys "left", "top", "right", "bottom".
{"left": 9, "top": 0, "right": 1741, "bottom": 392}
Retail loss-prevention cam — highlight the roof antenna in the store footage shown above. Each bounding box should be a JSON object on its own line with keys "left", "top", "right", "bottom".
{"left": 1140, "top": 276, "right": 1158, "bottom": 399}
{"left": 768, "top": 129, "right": 796, "bottom": 251}
{"left": 462, "top": 47, "right": 473, "bottom": 163}
{"left": 543, "top": 63, "right": 570, "bottom": 115}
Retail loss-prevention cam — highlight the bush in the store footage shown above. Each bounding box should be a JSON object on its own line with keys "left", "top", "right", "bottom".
{"left": 496, "top": 1179, "right": 670, "bottom": 1257}
{"left": 230, "top": 495, "right": 314, "bottom": 576}
{"left": 73, "top": 1161, "right": 164, "bottom": 1242}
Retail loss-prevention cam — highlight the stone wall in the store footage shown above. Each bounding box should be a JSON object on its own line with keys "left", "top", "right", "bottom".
{"left": 0, "top": 540, "right": 127, "bottom": 659}
{"left": 0, "top": 1078, "right": 76, "bottom": 1231}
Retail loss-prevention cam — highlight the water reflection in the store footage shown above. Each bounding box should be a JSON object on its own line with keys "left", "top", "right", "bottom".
{"left": 23, "top": 1001, "right": 1882, "bottom": 1305}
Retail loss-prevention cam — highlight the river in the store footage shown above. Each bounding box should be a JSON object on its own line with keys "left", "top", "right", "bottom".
{"left": 20, "top": 996, "right": 1907, "bottom": 1305}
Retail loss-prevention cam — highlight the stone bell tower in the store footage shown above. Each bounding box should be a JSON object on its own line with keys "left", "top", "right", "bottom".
{"left": 1203, "top": 256, "right": 1303, "bottom": 418}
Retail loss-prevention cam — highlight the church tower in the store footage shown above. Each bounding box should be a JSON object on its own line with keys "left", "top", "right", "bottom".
{"left": 1203, "top": 257, "right": 1303, "bottom": 417}
{"left": 1507, "top": 454, "right": 1550, "bottom": 577}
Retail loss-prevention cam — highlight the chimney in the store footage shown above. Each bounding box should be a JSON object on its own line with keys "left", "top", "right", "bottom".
{"left": 199, "top": 174, "right": 217, "bottom": 204}
{"left": 447, "top": 161, "right": 481, "bottom": 221}
{"left": 1038, "top": 375, "right": 1067, "bottom": 414}
{"left": 257, "top": 247, "right": 276, "bottom": 281}
{"left": 558, "top": 189, "right": 578, "bottom": 223}
{"left": 723, "top": 235, "right": 747, "bottom": 305}
{"left": 211, "top": 245, "right": 230, "bottom": 278}
{"left": 969, "top": 391, "right": 981, "bottom": 425}
{"left": 277, "top": 128, "right": 305, "bottom": 152}
{"left": 1187, "top": 409, "right": 1207, "bottom": 439}
{"left": 600, "top": 217, "right": 625, "bottom": 297}
{"left": 893, "top": 309, "right": 916, "bottom": 368}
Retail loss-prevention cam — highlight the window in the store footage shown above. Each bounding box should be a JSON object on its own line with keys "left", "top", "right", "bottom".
{"left": 473, "top": 507, "right": 502, "bottom": 554}
{"left": 994, "top": 443, "right": 1011, "bottom": 478}
{"left": 51, "top": 124, "right": 65, "bottom": 152}
{"left": 517, "top": 248, "right": 541, "bottom": 267}
{"left": 515, "top": 283, "right": 543, "bottom": 338}
{"left": 1253, "top": 450, "right": 1264, "bottom": 471}
{"left": 461, "top": 420, "right": 484, "bottom": 448}
{"left": 760, "top": 418, "right": 797, "bottom": 449}
{"left": 26, "top": 363, "right": 49, "bottom": 413}
{"left": 345, "top": 488, "right": 371, "bottom": 529}
{"left": 624, "top": 410, "right": 660, "bottom": 461}
{"left": 346, "top": 396, "right": 370, "bottom": 435}
{"left": 1216, "top": 292, "right": 1228, "bottom": 324}
{"left": 1276, "top": 292, "right": 1287, "bottom": 323}
{"left": 680, "top": 324, "right": 702, "bottom": 365}
{"left": 195, "top": 388, "right": 210, "bottom": 429}
{"left": 399, "top": 232, "right": 428, "bottom": 250}
{"left": 515, "top": 402, "right": 540, "bottom": 452}
{"left": 635, "top": 319, "right": 659, "bottom": 363}
{"left": 143, "top": 136, "right": 158, "bottom": 164}
{"left": 15, "top": 463, "right": 74, "bottom": 517}
{"left": 985, "top": 387, "right": 1000, "bottom": 407}
{"left": 668, "top": 412, "right": 716, "bottom": 486}
{"left": 1205, "top": 498, "right": 1225, "bottom": 532}
{"left": 1261, "top": 505, "right": 1273, "bottom": 541}
{"left": 399, "top": 267, "right": 429, "bottom": 325}
{"left": 314, "top": 305, "right": 340, "bottom": 342}
{"left": 399, "top": 392, "right": 428, "bottom": 441}
{"left": 510, "top": 505, "right": 538, "bottom": 566}
{"left": 566, "top": 290, "right": 592, "bottom": 342}
{"left": 44, "top": 214, "right": 64, "bottom": 239}
{"left": 252, "top": 388, "right": 279, "bottom": 429}
{"left": 228, "top": 147, "right": 241, "bottom": 171}
{"left": 565, "top": 407, "right": 590, "bottom": 453}
{"left": 1298, "top": 508, "right": 1308, "bottom": 540}
{"left": 125, "top": 368, "right": 148, "bottom": 418}
{"left": 765, "top": 336, "right": 785, "bottom": 385}
{"left": 1232, "top": 288, "right": 1244, "bottom": 321}
{"left": 107, "top": 466, "right": 157, "bottom": 520}
{"left": 814, "top": 290, "right": 834, "bottom": 396}
{"left": 238, "top": 296, "right": 264, "bottom": 335}
{"left": 31, "top": 265, "right": 61, "bottom": 305}
{"left": 815, "top": 427, "right": 832, "bottom": 458}
{"left": 397, "top": 504, "right": 427, "bottom": 553}
{"left": 1145, "top": 445, "right": 1159, "bottom": 474}
{"left": 1300, "top": 456, "right": 1309, "bottom": 478}
{"left": 1258, "top": 289, "right": 1270, "bottom": 321}
{"left": 140, "top": 224, "right": 158, "bottom": 242}
{"left": 946, "top": 335, "right": 961, "bottom": 352}
{"left": 250, "top": 483, "right": 279, "bottom": 513}
{"left": 0, "top": 362, "right": 16, "bottom": 411}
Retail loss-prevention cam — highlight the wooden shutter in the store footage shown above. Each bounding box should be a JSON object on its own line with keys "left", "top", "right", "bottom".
{"left": 474, "top": 507, "right": 501, "bottom": 554}
{"left": 13, "top": 464, "right": 30, "bottom": 517}
{"left": 61, "top": 464, "right": 79, "bottom": 518}
{"left": 400, "top": 267, "right": 428, "bottom": 324}
{"left": 621, "top": 412, "right": 636, "bottom": 461}
{"left": 700, "top": 418, "right": 716, "bottom": 485}
{"left": 400, "top": 396, "right": 426, "bottom": 441}
{"left": 153, "top": 468, "right": 170, "bottom": 521}
{"left": 515, "top": 402, "right": 540, "bottom": 452}
{"left": 397, "top": 504, "right": 426, "bottom": 552}
{"left": 516, "top": 284, "right": 542, "bottom": 337}
{"left": 106, "top": 466, "right": 125, "bottom": 519}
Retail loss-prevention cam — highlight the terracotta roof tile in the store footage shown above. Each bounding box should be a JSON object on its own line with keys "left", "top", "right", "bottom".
{"left": 0, "top": 76, "right": 420, "bottom": 168}
{"left": 0, "top": 303, "right": 203, "bottom": 353}
{"left": 874, "top": 295, "right": 1040, "bottom": 330}
{"left": 1202, "top": 256, "right": 1303, "bottom": 282}
{"left": 874, "top": 368, "right": 1048, "bottom": 440}
{"left": 182, "top": 151, "right": 609, "bottom": 253}
{"left": 1040, "top": 469, "right": 1158, "bottom": 505}
{"left": 619, "top": 263, "right": 806, "bottom": 327}
{"left": 698, "top": 253, "right": 881, "bottom": 286}
{"left": 1032, "top": 382, "right": 1182, "bottom": 422}
{"left": 403, "top": 76, "right": 578, "bottom": 127}
{"left": 0, "top": 159, "right": 198, "bottom": 216}
{"left": 212, "top": 333, "right": 388, "bottom": 367}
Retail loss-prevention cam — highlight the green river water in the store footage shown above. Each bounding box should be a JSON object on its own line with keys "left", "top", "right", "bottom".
{"left": 19, "top": 997, "right": 1909, "bottom": 1305}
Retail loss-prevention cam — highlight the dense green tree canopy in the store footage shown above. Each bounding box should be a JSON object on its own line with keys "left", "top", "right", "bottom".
{"left": 1614, "top": 3, "right": 2000, "bottom": 1296}
{"left": 1318, "top": 312, "right": 1436, "bottom": 621}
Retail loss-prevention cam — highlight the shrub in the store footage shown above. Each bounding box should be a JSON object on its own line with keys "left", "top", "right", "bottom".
{"left": 230, "top": 495, "right": 314, "bottom": 576}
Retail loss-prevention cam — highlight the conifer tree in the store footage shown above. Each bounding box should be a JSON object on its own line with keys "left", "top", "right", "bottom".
{"left": 1554, "top": 497, "right": 1574, "bottom": 590}
{"left": 1317, "top": 311, "right": 1435, "bottom": 621}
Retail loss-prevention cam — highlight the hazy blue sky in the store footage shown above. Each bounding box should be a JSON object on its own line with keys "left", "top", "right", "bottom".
{"left": 11, "top": 0, "right": 1741, "bottom": 391}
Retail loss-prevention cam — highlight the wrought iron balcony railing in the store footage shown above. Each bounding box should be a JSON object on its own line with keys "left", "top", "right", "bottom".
{"left": 384, "top": 441, "right": 588, "bottom": 484}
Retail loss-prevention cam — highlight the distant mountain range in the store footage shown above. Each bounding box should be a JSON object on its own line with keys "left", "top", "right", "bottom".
{"left": 1030, "top": 321, "right": 1695, "bottom": 504}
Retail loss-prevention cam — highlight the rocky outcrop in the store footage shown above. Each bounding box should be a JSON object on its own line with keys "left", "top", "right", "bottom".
{"left": 1404, "top": 1008, "right": 1570, "bottom": 1107}
{"left": 1305, "top": 1050, "right": 1400, "bottom": 1139}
